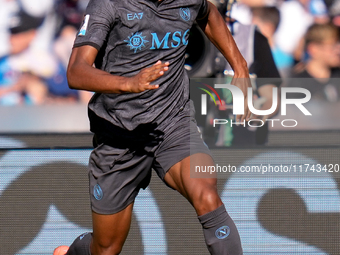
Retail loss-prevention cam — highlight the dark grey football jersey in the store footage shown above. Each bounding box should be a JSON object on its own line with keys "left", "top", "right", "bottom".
{"left": 74, "top": 0, "right": 209, "bottom": 131}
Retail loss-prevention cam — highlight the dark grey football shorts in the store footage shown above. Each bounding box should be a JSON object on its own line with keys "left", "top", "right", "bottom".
{"left": 88, "top": 100, "right": 212, "bottom": 214}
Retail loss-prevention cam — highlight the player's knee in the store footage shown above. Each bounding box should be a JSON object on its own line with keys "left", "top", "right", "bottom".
{"left": 192, "top": 185, "right": 221, "bottom": 214}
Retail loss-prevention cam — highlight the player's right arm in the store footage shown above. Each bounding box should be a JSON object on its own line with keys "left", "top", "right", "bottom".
{"left": 67, "top": 0, "right": 169, "bottom": 94}
{"left": 67, "top": 45, "right": 169, "bottom": 94}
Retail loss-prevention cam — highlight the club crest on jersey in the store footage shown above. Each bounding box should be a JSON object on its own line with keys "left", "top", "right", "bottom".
{"left": 78, "top": 14, "right": 90, "bottom": 36}
{"left": 180, "top": 7, "right": 190, "bottom": 21}
{"left": 124, "top": 32, "right": 149, "bottom": 53}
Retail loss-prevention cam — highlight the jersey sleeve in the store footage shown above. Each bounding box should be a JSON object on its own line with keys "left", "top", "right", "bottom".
{"left": 196, "top": 0, "right": 209, "bottom": 20}
{"left": 73, "top": 0, "right": 116, "bottom": 50}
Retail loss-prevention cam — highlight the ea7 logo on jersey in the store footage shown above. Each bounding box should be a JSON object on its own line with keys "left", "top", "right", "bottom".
{"left": 127, "top": 12, "right": 143, "bottom": 20}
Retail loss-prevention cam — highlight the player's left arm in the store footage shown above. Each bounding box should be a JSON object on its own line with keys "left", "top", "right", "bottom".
{"left": 196, "top": 1, "right": 251, "bottom": 121}
{"left": 196, "top": 2, "right": 249, "bottom": 77}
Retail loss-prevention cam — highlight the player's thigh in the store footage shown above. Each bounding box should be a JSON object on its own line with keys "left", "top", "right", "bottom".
{"left": 89, "top": 134, "right": 154, "bottom": 250}
{"left": 164, "top": 153, "right": 216, "bottom": 192}
{"left": 89, "top": 134, "right": 153, "bottom": 214}
{"left": 92, "top": 203, "right": 134, "bottom": 249}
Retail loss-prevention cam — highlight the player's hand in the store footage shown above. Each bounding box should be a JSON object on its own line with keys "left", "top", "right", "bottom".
{"left": 230, "top": 75, "right": 252, "bottom": 123}
{"left": 125, "top": 60, "right": 169, "bottom": 93}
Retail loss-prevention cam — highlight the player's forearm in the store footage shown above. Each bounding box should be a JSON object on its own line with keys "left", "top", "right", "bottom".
{"left": 198, "top": 2, "right": 249, "bottom": 78}
{"left": 67, "top": 61, "right": 130, "bottom": 94}
{"left": 67, "top": 46, "right": 167, "bottom": 94}
{"left": 67, "top": 45, "right": 133, "bottom": 93}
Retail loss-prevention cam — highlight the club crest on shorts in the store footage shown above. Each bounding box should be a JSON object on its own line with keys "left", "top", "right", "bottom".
{"left": 93, "top": 184, "right": 103, "bottom": 200}
{"left": 215, "top": 226, "right": 230, "bottom": 239}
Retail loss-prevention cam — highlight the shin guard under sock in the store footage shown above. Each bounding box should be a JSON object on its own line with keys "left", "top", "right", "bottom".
{"left": 66, "top": 232, "right": 92, "bottom": 255}
{"left": 198, "top": 204, "right": 243, "bottom": 255}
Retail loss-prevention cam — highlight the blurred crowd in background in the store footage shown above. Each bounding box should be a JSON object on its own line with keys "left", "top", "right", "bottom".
{"left": 0, "top": 0, "right": 91, "bottom": 105}
{"left": 1, "top": 0, "right": 340, "bottom": 106}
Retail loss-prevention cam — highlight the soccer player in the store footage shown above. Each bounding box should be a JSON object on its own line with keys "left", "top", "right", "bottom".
{"left": 56, "top": 0, "right": 251, "bottom": 254}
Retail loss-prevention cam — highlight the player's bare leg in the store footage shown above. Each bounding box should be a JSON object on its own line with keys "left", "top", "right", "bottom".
{"left": 164, "top": 153, "right": 221, "bottom": 214}
{"left": 164, "top": 153, "right": 243, "bottom": 255}
{"left": 64, "top": 203, "right": 133, "bottom": 255}
{"left": 90, "top": 203, "right": 134, "bottom": 255}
